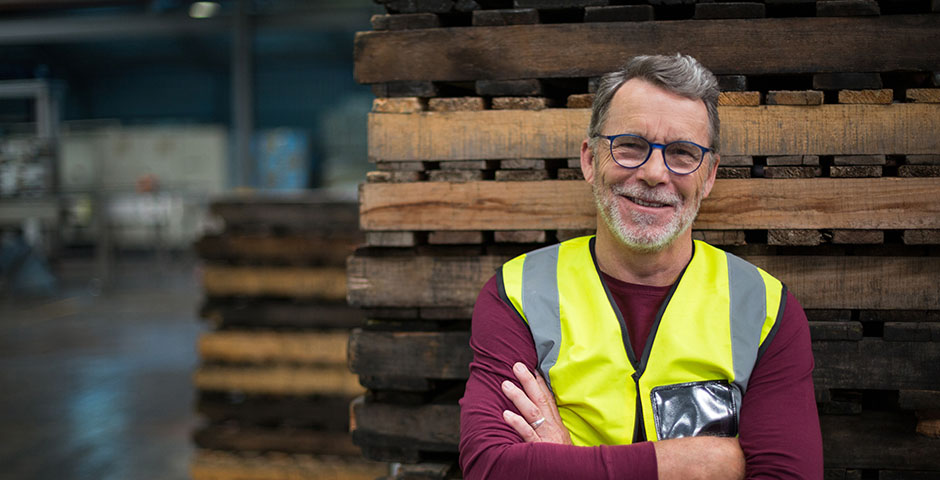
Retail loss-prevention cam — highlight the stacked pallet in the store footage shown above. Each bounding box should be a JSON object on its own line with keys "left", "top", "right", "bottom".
{"left": 191, "top": 194, "right": 387, "bottom": 480}
{"left": 349, "top": 1, "right": 940, "bottom": 479}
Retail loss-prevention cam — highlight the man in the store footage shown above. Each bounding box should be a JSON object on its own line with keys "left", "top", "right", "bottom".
{"left": 458, "top": 54, "right": 823, "bottom": 479}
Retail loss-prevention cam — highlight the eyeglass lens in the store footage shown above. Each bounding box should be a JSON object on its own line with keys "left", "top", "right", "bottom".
{"left": 610, "top": 135, "right": 703, "bottom": 174}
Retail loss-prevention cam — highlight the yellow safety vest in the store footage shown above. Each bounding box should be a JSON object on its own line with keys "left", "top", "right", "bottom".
{"left": 498, "top": 236, "right": 785, "bottom": 445}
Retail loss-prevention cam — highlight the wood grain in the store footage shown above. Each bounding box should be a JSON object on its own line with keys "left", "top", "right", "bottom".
{"left": 202, "top": 266, "right": 348, "bottom": 300}
{"left": 346, "top": 253, "right": 940, "bottom": 310}
{"left": 193, "top": 365, "right": 364, "bottom": 396}
{"left": 346, "top": 329, "right": 938, "bottom": 391}
{"left": 348, "top": 329, "right": 471, "bottom": 380}
{"left": 197, "top": 393, "right": 354, "bottom": 431}
{"left": 191, "top": 450, "right": 386, "bottom": 480}
{"left": 354, "top": 15, "right": 940, "bottom": 83}
{"left": 359, "top": 179, "right": 940, "bottom": 231}
{"left": 195, "top": 234, "right": 358, "bottom": 265}
{"left": 198, "top": 331, "right": 348, "bottom": 365}
{"left": 350, "top": 398, "right": 940, "bottom": 471}
{"left": 813, "top": 339, "right": 940, "bottom": 390}
{"left": 193, "top": 426, "right": 361, "bottom": 456}
{"left": 367, "top": 104, "right": 940, "bottom": 161}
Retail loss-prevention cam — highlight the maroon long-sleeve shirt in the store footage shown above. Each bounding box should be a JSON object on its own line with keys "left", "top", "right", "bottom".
{"left": 459, "top": 270, "right": 823, "bottom": 479}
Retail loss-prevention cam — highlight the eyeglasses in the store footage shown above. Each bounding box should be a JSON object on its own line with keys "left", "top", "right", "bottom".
{"left": 596, "top": 134, "right": 711, "bottom": 175}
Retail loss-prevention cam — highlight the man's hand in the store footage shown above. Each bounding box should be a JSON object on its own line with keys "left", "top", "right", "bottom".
{"left": 655, "top": 436, "right": 745, "bottom": 480}
{"left": 500, "top": 362, "right": 573, "bottom": 445}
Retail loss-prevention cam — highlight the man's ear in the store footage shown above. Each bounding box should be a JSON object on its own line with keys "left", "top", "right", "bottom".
{"left": 580, "top": 139, "right": 595, "bottom": 184}
{"left": 701, "top": 153, "right": 720, "bottom": 199}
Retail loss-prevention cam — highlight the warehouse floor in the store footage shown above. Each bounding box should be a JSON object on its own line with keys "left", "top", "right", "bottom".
{"left": 0, "top": 254, "right": 204, "bottom": 480}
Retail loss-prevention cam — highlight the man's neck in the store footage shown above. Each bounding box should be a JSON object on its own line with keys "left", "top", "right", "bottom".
{"left": 593, "top": 227, "right": 694, "bottom": 287}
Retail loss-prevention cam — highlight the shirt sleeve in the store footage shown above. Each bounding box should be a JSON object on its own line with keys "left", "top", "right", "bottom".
{"left": 737, "top": 290, "right": 824, "bottom": 479}
{"left": 458, "top": 275, "right": 658, "bottom": 480}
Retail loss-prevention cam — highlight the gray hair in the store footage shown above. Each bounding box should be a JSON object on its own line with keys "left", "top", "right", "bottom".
{"left": 588, "top": 53, "right": 721, "bottom": 156}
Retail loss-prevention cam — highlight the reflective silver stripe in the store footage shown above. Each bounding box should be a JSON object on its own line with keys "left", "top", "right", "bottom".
{"left": 521, "top": 243, "right": 562, "bottom": 393}
{"left": 726, "top": 251, "right": 768, "bottom": 396}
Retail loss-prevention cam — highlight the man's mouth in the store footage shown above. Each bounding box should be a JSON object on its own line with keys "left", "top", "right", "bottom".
{"left": 624, "top": 196, "right": 671, "bottom": 209}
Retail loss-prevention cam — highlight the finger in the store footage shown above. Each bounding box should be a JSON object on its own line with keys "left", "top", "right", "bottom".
{"left": 501, "top": 380, "right": 543, "bottom": 424}
{"left": 512, "top": 363, "right": 554, "bottom": 416}
{"left": 533, "top": 371, "right": 563, "bottom": 424}
{"left": 502, "top": 409, "right": 540, "bottom": 443}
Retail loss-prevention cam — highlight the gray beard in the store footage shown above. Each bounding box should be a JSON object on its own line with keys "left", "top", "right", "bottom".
{"left": 593, "top": 179, "right": 703, "bottom": 253}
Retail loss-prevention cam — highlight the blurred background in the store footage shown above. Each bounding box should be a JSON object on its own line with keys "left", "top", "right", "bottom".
{"left": 0, "top": 1, "right": 380, "bottom": 478}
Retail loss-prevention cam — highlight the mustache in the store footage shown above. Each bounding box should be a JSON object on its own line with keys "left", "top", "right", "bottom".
{"left": 608, "top": 183, "right": 681, "bottom": 207}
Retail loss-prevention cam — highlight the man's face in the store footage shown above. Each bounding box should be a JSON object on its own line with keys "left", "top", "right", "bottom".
{"left": 581, "top": 78, "right": 718, "bottom": 252}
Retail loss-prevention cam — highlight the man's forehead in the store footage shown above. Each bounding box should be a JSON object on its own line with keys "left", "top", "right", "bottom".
{"left": 602, "top": 79, "right": 710, "bottom": 138}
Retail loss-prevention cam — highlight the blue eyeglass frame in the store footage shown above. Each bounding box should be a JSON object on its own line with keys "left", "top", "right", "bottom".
{"left": 597, "top": 133, "right": 712, "bottom": 176}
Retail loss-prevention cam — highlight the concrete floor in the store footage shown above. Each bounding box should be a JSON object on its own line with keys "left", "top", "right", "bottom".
{"left": 0, "top": 255, "right": 204, "bottom": 480}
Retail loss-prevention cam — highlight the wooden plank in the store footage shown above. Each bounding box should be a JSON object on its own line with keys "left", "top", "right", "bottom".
{"left": 813, "top": 339, "right": 940, "bottom": 390}
{"left": 471, "top": 8, "right": 538, "bottom": 26}
{"left": 763, "top": 166, "right": 820, "bottom": 178}
{"left": 350, "top": 399, "right": 940, "bottom": 471}
{"left": 199, "top": 300, "right": 365, "bottom": 330}
{"left": 491, "top": 97, "right": 553, "bottom": 110}
{"left": 691, "top": 230, "right": 746, "bottom": 246}
{"left": 210, "top": 196, "right": 358, "bottom": 232}
{"left": 202, "top": 266, "right": 347, "bottom": 300}
{"left": 831, "top": 230, "right": 884, "bottom": 244}
{"left": 193, "top": 365, "right": 365, "bottom": 396}
{"left": 904, "top": 230, "right": 940, "bottom": 245}
{"left": 767, "top": 229, "right": 823, "bottom": 246}
{"left": 366, "top": 231, "right": 419, "bottom": 247}
{"left": 193, "top": 426, "right": 360, "bottom": 456}
{"left": 494, "top": 230, "right": 548, "bottom": 243}
{"left": 373, "top": 97, "right": 426, "bottom": 113}
{"left": 359, "top": 178, "right": 940, "bottom": 231}
{"left": 830, "top": 166, "right": 882, "bottom": 178}
{"left": 197, "top": 392, "right": 354, "bottom": 431}
{"left": 821, "top": 412, "right": 940, "bottom": 470}
{"left": 348, "top": 330, "right": 471, "bottom": 380}
{"left": 371, "top": 13, "right": 440, "bottom": 31}
{"left": 367, "top": 104, "right": 940, "bottom": 160}
{"left": 347, "top": 329, "right": 938, "bottom": 391}
{"left": 838, "top": 89, "right": 893, "bottom": 104}
{"left": 346, "top": 253, "right": 940, "bottom": 310}
{"left": 347, "top": 254, "right": 506, "bottom": 308}
{"left": 718, "top": 91, "right": 760, "bottom": 106}
{"left": 190, "top": 450, "right": 386, "bottom": 480}
{"left": 766, "top": 90, "right": 824, "bottom": 105}
{"left": 809, "top": 322, "right": 863, "bottom": 341}
{"left": 908, "top": 88, "right": 940, "bottom": 103}
{"left": 351, "top": 397, "right": 460, "bottom": 449}
{"left": 428, "top": 97, "right": 486, "bottom": 112}
{"left": 766, "top": 155, "right": 818, "bottom": 166}
{"left": 354, "top": 15, "right": 940, "bottom": 83}
{"left": 584, "top": 5, "right": 653, "bottom": 22}
{"left": 198, "top": 331, "right": 348, "bottom": 365}
{"left": 900, "top": 390, "right": 940, "bottom": 410}
{"left": 883, "top": 323, "right": 940, "bottom": 342}
{"left": 816, "top": 0, "right": 880, "bottom": 17}
{"left": 373, "top": 81, "right": 438, "bottom": 98}
{"left": 195, "top": 234, "right": 358, "bottom": 266}
{"left": 475, "top": 79, "right": 543, "bottom": 96}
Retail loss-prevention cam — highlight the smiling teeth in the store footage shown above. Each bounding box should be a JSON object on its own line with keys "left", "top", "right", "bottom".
{"left": 630, "top": 197, "right": 667, "bottom": 208}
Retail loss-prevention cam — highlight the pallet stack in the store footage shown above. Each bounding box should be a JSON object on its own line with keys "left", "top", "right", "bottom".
{"left": 348, "top": 1, "right": 940, "bottom": 478}
{"left": 190, "top": 194, "right": 387, "bottom": 480}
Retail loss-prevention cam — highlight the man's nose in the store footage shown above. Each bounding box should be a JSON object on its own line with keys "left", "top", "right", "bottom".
{"left": 635, "top": 147, "right": 670, "bottom": 187}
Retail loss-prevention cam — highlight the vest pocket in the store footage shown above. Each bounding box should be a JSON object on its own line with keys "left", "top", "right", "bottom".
{"left": 650, "top": 380, "right": 739, "bottom": 440}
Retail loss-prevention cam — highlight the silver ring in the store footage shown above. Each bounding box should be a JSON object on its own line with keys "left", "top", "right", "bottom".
{"left": 530, "top": 417, "right": 546, "bottom": 429}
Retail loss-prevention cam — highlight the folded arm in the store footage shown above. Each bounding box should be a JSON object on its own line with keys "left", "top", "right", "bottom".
{"left": 458, "top": 276, "right": 748, "bottom": 480}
